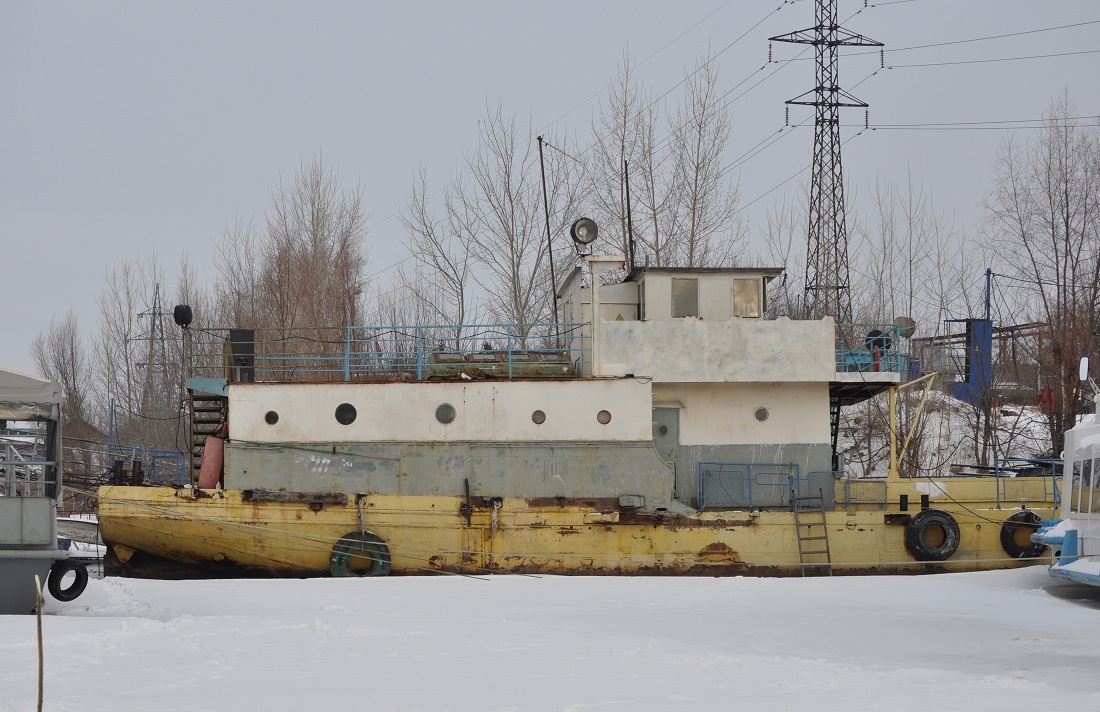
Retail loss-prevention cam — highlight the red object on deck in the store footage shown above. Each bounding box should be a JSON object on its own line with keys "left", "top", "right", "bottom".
{"left": 197, "top": 433, "right": 224, "bottom": 489}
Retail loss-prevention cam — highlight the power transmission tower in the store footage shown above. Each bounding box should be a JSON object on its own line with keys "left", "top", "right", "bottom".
{"left": 137, "top": 283, "right": 174, "bottom": 448}
{"left": 771, "top": 0, "right": 882, "bottom": 322}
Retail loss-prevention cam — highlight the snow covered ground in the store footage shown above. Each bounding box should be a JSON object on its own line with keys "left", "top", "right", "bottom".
{"left": 839, "top": 389, "right": 1054, "bottom": 477}
{"left": 1, "top": 567, "right": 1099, "bottom": 711}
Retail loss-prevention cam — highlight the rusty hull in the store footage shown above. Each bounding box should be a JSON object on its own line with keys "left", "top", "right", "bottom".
{"left": 96, "top": 486, "right": 1049, "bottom": 579}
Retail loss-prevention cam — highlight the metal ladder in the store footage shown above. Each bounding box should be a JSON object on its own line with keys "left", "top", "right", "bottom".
{"left": 189, "top": 392, "right": 227, "bottom": 483}
{"left": 792, "top": 489, "right": 832, "bottom": 576}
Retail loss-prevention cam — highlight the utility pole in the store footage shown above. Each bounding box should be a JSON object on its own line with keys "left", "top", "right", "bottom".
{"left": 771, "top": 0, "right": 882, "bottom": 322}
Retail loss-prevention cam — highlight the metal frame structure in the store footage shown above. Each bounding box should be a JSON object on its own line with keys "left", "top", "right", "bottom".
{"left": 771, "top": 0, "right": 882, "bottom": 321}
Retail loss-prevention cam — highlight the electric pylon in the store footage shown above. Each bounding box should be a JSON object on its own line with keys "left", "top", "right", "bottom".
{"left": 770, "top": 0, "right": 882, "bottom": 322}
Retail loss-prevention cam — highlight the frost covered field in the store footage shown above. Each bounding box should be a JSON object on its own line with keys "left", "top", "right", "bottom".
{"left": 2, "top": 568, "right": 1099, "bottom": 711}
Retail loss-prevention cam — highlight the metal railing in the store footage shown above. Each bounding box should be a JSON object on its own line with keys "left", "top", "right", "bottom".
{"left": 188, "top": 322, "right": 592, "bottom": 383}
{"left": 698, "top": 462, "right": 835, "bottom": 511}
{"left": 1, "top": 443, "right": 56, "bottom": 497}
{"left": 106, "top": 445, "right": 187, "bottom": 486}
{"left": 994, "top": 457, "right": 1061, "bottom": 508}
{"left": 835, "top": 323, "right": 910, "bottom": 376}
{"left": 842, "top": 477, "right": 888, "bottom": 509}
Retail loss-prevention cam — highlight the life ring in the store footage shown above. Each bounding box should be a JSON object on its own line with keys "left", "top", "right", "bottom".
{"left": 47, "top": 559, "right": 89, "bottom": 602}
{"left": 999, "top": 511, "right": 1046, "bottom": 559}
{"left": 904, "top": 509, "right": 961, "bottom": 562}
{"left": 330, "top": 531, "right": 391, "bottom": 577}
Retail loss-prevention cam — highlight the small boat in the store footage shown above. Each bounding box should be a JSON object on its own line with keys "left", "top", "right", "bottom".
{"left": 1, "top": 369, "right": 89, "bottom": 613}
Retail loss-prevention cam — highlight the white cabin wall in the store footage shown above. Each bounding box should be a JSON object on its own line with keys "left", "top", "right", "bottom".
{"left": 653, "top": 382, "right": 830, "bottom": 446}
{"left": 596, "top": 318, "right": 836, "bottom": 382}
{"left": 230, "top": 380, "right": 654, "bottom": 444}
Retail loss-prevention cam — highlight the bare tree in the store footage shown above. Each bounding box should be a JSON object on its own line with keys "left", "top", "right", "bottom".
{"left": 983, "top": 95, "right": 1100, "bottom": 455}
{"left": 452, "top": 106, "right": 582, "bottom": 336}
{"left": 32, "top": 310, "right": 95, "bottom": 437}
{"left": 207, "top": 155, "right": 371, "bottom": 378}
{"left": 31, "top": 310, "right": 102, "bottom": 484}
{"left": 587, "top": 52, "right": 658, "bottom": 265}
{"left": 263, "top": 155, "right": 369, "bottom": 329}
{"left": 760, "top": 197, "right": 808, "bottom": 318}
{"left": 93, "top": 257, "right": 181, "bottom": 451}
{"left": 400, "top": 166, "right": 479, "bottom": 345}
{"left": 213, "top": 216, "right": 265, "bottom": 327}
{"left": 667, "top": 55, "right": 745, "bottom": 267}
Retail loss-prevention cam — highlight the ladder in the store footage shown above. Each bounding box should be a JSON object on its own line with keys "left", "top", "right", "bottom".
{"left": 792, "top": 489, "right": 832, "bottom": 576}
{"left": 189, "top": 391, "right": 227, "bottom": 483}
{"left": 829, "top": 398, "right": 841, "bottom": 471}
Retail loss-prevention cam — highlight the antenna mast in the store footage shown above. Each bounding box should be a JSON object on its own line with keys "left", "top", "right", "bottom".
{"left": 771, "top": 0, "right": 882, "bottom": 321}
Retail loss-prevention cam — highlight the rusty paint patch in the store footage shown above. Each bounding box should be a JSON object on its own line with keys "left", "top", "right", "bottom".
{"left": 527, "top": 496, "right": 620, "bottom": 510}
{"left": 696, "top": 541, "right": 743, "bottom": 563}
{"left": 618, "top": 511, "right": 751, "bottom": 529}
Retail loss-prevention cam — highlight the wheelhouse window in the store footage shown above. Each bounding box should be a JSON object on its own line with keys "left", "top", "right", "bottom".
{"left": 732, "top": 278, "right": 761, "bottom": 318}
{"left": 671, "top": 278, "right": 698, "bottom": 318}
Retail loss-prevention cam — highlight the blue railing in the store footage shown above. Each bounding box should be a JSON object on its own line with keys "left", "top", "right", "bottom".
{"left": 835, "top": 323, "right": 910, "bottom": 376}
{"left": 195, "top": 322, "right": 591, "bottom": 383}
{"left": 698, "top": 462, "right": 835, "bottom": 510}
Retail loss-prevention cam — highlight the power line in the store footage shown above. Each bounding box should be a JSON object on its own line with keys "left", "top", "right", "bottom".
{"left": 365, "top": 1, "right": 774, "bottom": 239}
{"left": 848, "top": 18, "right": 1100, "bottom": 56}
{"left": 370, "top": 1, "right": 893, "bottom": 288}
{"left": 541, "top": 0, "right": 738, "bottom": 131}
{"left": 889, "top": 47, "right": 1100, "bottom": 68}
{"left": 869, "top": 115, "right": 1100, "bottom": 127}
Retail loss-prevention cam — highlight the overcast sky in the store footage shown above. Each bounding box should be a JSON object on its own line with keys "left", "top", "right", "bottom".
{"left": 2, "top": 0, "right": 1097, "bottom": 375}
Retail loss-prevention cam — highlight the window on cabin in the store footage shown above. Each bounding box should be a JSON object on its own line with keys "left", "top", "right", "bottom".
{"left": 671, "top": 278, "right": 698, "bottom": 318}
{"left": 732, "top": 278, "right": 761, "bottom": 317}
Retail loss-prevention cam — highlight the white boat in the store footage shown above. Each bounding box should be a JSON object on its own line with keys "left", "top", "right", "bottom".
{"left": 1034, "top": 361, "right": 1100, "bottom": 586}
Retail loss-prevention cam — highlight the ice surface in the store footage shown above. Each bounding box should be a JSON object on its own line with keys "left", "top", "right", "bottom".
{"left": 2, "top": 567, "right": 1099, "bottom": 711}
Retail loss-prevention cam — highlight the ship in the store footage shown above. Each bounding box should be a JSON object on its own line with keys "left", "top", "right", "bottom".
{"left": 1034, "top": 360, "right": 1100, "bottom": 587}
{"left": 95, "top": 251, "right": 1059, "bottom": 578}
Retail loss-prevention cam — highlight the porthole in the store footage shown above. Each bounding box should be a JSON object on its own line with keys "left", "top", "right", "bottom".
{"left": 264, "top": 410, "right": 279, "bottom": 425}
{"left": 657, "top": 424, "right": 669, "bottom": 436}
{"left": 335, "top": 403, "right": 357, "bottom": 425}
{"left": 532, "top": 410, "right": 546, "bottom": 425}
{"left": 597, "top": 410, "right": 612, "bottom": 425}
{"left": 754, "top": 406, "right": 770, "bottom": 423}
{"left": 436, "top": 403, "right": 456, "bottom": 424}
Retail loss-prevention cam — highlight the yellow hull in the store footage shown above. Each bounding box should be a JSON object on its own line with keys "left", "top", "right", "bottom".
{"left": 96, "top": 482, "right": 1055, "bottom": 577}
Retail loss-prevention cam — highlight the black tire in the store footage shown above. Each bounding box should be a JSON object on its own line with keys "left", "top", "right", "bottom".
{"left": 999, "top": 510, "right": 1046, "bottom": 559}
{"left": 330, "top": 531, "right": 391, "bottom": 577}
{"left": 47, "top": 559, "right": 89, "bottom": 602}
{"left": 904, "top": 509, "right": 961, "bottom": 562}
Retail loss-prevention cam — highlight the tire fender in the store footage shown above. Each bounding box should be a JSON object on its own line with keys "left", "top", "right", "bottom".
{"left": 904, "top": 509, "right": 961, "bottom": 562}
{"left": 47, "top": 559, "right": 89, "bottom": 602}
{"left": 330, "top": 531, "right": 391, "bottom": 577}
{"left": 999, "top": 510, "right": 1046, "bottom": 559}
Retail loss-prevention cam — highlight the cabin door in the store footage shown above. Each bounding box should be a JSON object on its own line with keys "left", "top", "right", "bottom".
{"left": 652, "top": 407, "right": 680, "bottom": 468}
